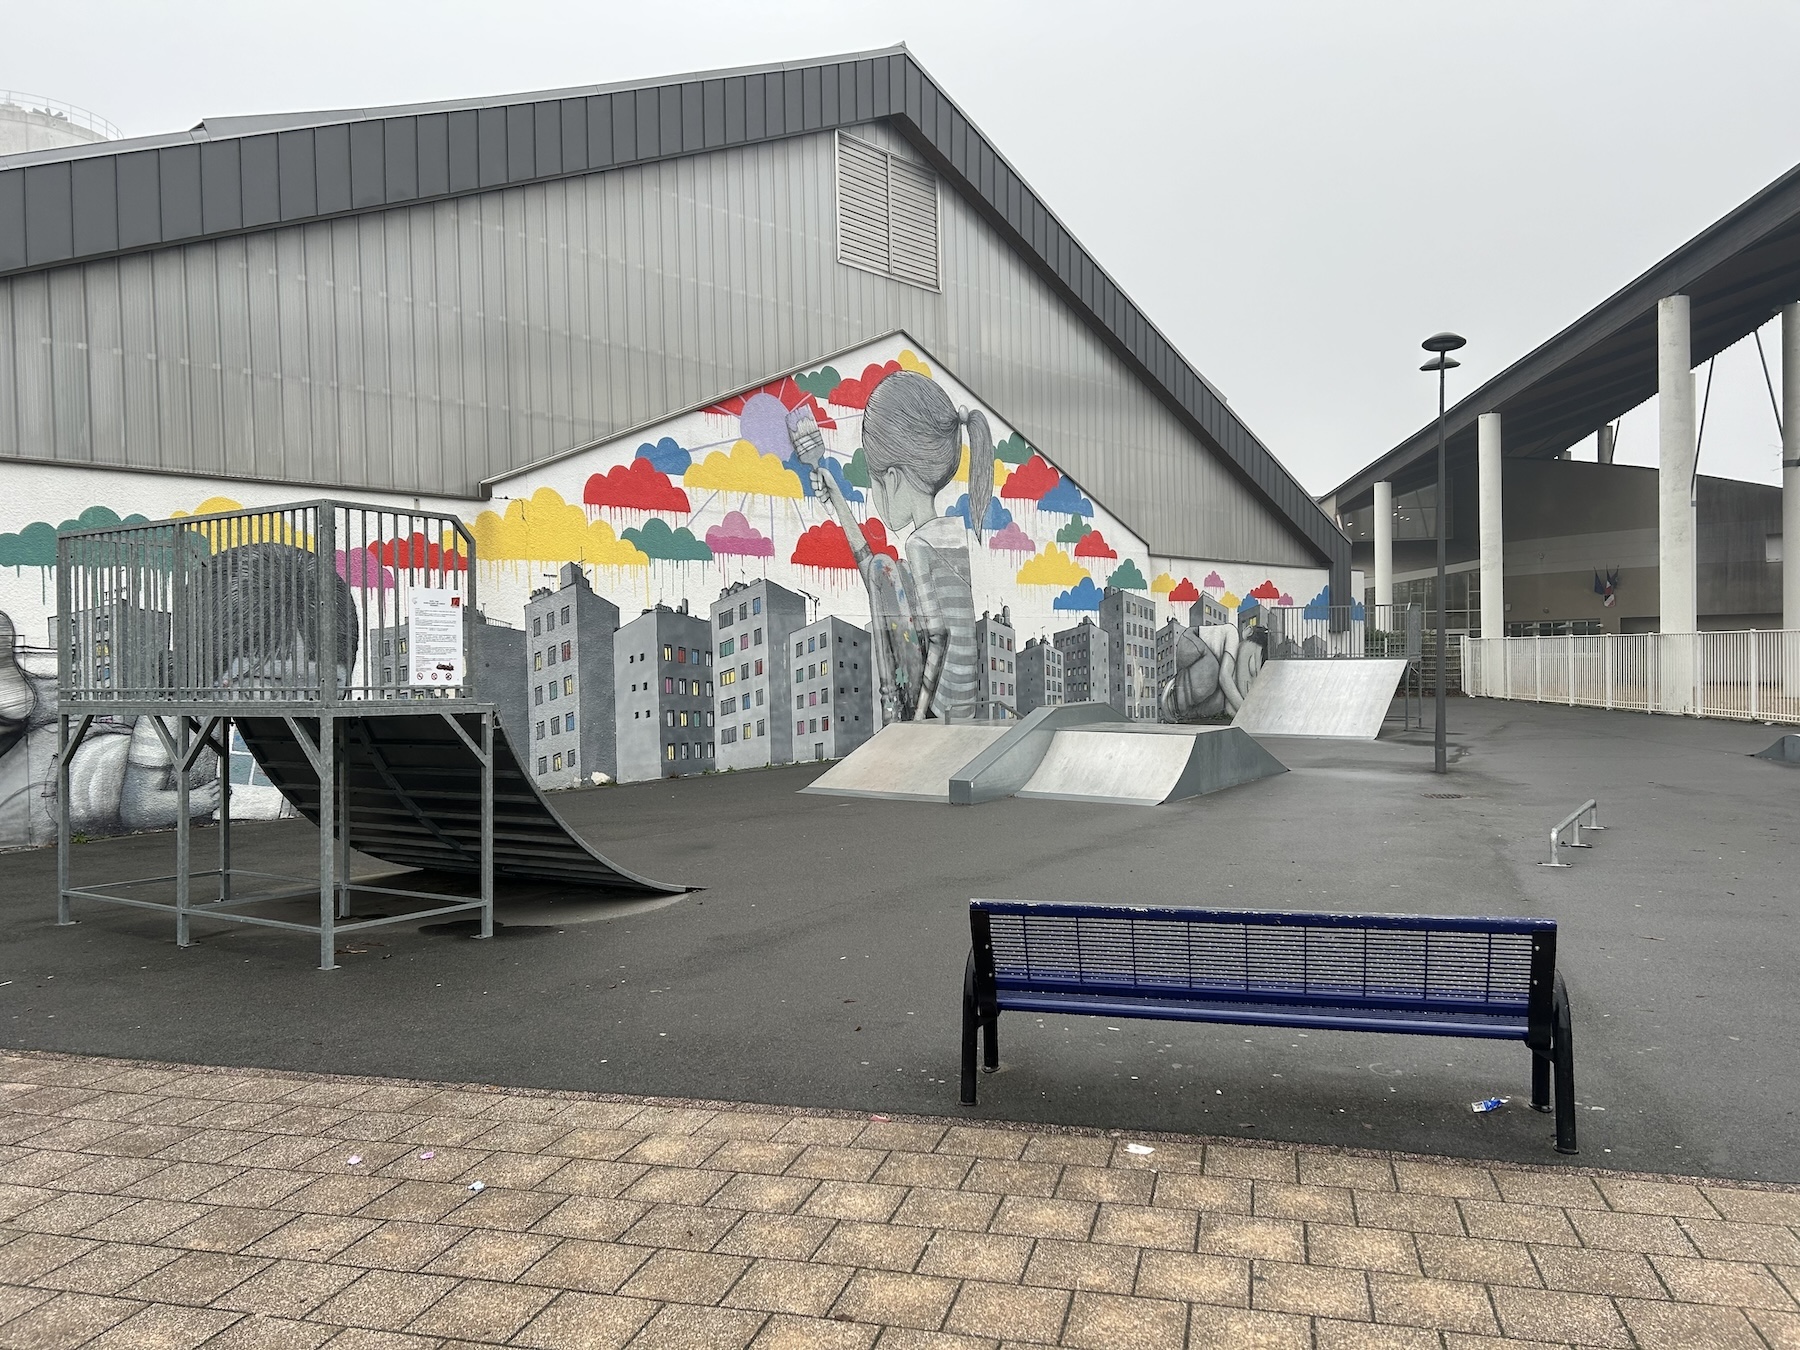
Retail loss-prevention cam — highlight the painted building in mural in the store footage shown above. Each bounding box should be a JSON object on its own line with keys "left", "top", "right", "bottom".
{"left": 526, "top": 566, "right": 619, "bottom": 787}
{"left": 1018, "top": 637, "right": 1064, "bottom": 716}
{"left": 614, "top": 604, "right": 714, "bottom": 783}
{"left": 712, "top": 580, "right": 806, "bottom": 772}
{"left": 975, "top": 608, "right": 1017, "bottom": 720}
{"left": 1099, "top": 588, "right": 1159, "bottom": 721}
{"left": 790, "top": 615, "right": 874, "bottom": 761}
{"left": 0, "top": 49, "right": 1356, "bottom": 846}
{"left": 1055, "top": 619, "right": 1111, "bottom": 708}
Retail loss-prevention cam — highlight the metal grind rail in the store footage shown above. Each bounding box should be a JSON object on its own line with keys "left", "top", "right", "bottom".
{"left": 1540, "top": 798, "right": 1605, "bottom": 868}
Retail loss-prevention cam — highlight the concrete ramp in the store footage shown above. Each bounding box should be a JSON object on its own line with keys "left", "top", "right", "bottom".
{"left": 1016, "top": 724, "right": 1286, "bottom": 806}
{"left": 1233, "top": 659, "right": 1408, "bottom": 739}
{"left": 1753, "top": 734, "right": 1800, "bottom": 764}
{"left": 950, "top": 702, "right": 1125, "bottom": 804}
{"left": 801, "top": 721, "right": 1010, "bottom": 802}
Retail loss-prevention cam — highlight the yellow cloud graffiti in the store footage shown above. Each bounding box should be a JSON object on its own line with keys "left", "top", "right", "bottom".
{"left": 1015, "top": 544, "right": 1090, "bottom": 587}
{"left": 1150, "top": 572, "right": 1176, "bottom": 594}
{"left": 897, "top": 349, "right": 932, "bottom": 378}
{"left": 1218, "top": 590, "right": 1241, "bottom": 610}
{"left": 684, "top": 440, "right": 805, "bottom": 497}
{"left": 170, "top": 497, "right": 314, "bottom": 552}
{"left": 953, "top": 451, "right": 1012, "bottom": 487}
{"left": 472, "top": 487, "right": 648, "bottom": 566}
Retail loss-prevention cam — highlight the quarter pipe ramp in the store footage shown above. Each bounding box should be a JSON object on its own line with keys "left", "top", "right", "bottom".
{"left": 236, "top": 714, "right": 685, "bottom": 894}
{"left": 1233, "top": 660, "right": 1408, "bottom": 739}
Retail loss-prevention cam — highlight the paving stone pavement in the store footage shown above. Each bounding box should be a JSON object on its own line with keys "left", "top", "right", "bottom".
{"left": 2, "top": 1052, "right": 1798, "bottom": 1349}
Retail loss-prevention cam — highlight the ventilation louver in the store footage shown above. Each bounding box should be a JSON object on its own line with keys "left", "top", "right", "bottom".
{"left": 836, "top": 132, "right": 940, "bottom": 291}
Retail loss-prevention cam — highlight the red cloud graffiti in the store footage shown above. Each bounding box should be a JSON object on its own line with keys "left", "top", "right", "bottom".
{"left": 584, "top": 459, "right": 691, "bottom": 512}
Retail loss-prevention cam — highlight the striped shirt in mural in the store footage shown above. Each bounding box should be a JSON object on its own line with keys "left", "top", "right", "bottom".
{"left": 905, "top": 517, "right": 980, "bottom": 721}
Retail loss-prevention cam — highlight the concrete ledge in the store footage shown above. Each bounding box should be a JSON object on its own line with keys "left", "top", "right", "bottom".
{"left": 948, "top": 702, "right": 1125, "bottom": 805}
{"left": 799, "top": 721, "right": 1010, "bottom": 802}
{"left": 1016, "top": 723, "right": 1287, "bottom": 805}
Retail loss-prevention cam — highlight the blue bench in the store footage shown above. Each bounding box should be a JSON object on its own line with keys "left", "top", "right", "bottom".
{"left": 962, "top": 900, "right": 1576, "bottom": 1153}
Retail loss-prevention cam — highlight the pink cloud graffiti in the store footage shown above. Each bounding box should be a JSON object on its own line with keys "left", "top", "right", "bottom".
{"left": 704, "top": 510, "right": 775, "bottom": 558}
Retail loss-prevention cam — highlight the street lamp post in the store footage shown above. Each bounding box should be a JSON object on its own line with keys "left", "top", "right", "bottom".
{"left": 1420, "top": 331, "right": 1466, "bottom": 775}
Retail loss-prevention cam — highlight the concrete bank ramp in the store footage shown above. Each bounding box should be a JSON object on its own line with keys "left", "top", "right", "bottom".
{"left": 801, "top": 721, "right": 1010, "bottom": 802}
{"left": 1233, "top": 659, "right": 1409, "bottom": 739}
{"left": 1753, "top": 733, "right": 1800, "bottom": 764}
{"left": 1015, "top": 723, "right": 1286, "bottom": 806}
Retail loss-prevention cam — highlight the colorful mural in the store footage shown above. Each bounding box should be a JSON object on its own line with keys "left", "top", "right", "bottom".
{"left": 0, "top": 334, "right": 1346, "bottom": 845}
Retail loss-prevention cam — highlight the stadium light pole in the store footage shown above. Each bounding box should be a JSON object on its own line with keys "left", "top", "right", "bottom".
{"left": 1420, "top": 332, "right": 1466, "bottom": 775}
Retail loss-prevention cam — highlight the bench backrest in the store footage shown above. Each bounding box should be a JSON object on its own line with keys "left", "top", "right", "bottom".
{"left": 970, "top": 900, "right": 1556, "bottom": 1022}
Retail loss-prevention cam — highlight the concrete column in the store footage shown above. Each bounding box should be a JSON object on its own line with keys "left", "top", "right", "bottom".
{"left": 1478, "top": 413, "right": 1504, "bottom": 640}
{"left": 1658, "top": 295, "right": 1697, "bottom": 712}
{"left": 1597, "top": 425, "right": 1616, "bottom": 464}
{"left": 1372, "top": 480, "right": 1394, "bottom": 610}
{"left": 1783, "top": 303, "right": 1800, "bottom": 632}
{"left": 1782, "top": 304, "right": 1800, "bottom": 696}
{"left": 1658, "top": 296, "right": 1698, "bottom": 633}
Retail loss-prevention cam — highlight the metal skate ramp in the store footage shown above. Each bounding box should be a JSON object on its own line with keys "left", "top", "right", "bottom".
{"left": 1753, "top": 733, "right": 1800, "bottom": 764}
{"left": 1014, "top": 724, "right": 1287, "bottom": 806}
{"left": 236, "top": 714, "right": 685, "bottom": 894}
{"left": 802, "top": 721, "right": 1010, "bottom": 802}
{"left": 1233, "top": 659, "right": 1409, "bottom": 739}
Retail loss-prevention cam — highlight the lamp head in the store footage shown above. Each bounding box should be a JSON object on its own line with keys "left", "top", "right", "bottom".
{"left": 1420, "top": 354, "right": 1461, "bottom": 372}
{"left": 1421, "top": 331, "right": 1466, "bottom": 353}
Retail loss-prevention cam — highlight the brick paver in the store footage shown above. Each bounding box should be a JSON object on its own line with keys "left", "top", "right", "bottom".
{"left": 1, "top": 1052, "right": 1796, "bottom": 1347}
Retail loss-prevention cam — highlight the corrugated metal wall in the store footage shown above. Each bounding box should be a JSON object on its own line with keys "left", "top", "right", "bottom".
{"left": 0, "top": 127, "right": 1310, "bottom": 567}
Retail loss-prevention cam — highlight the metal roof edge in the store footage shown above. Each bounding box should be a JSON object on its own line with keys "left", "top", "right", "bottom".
{"left": 0, "top": 45, "right": 1344, "bottom": 584}
{"left": 1325, "top": 157, "right": 1800, "bottom": 507}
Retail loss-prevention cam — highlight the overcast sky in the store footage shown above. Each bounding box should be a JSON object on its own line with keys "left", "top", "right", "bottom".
{"left": 10, "top": 0, "right": 1800, "bottom": 496}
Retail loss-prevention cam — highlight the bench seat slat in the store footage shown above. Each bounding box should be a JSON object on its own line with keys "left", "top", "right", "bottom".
{"left": 993, "top": 974, "right": 1529, "bottom": 1019}
{"left": 993, "top": 990, "right": 1532, "bottom": 1040}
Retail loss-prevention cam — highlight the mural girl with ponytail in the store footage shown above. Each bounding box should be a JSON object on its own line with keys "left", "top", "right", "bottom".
{"left": 788, "top": 370, "right": 994, "bottom": 721}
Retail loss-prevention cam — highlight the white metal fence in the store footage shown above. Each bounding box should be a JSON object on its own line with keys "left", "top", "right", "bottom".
{"left": 1462, "top": 631, "right": 1800, "bottom": 724}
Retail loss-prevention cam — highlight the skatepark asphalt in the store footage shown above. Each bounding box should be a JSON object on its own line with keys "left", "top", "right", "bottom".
{"left": 4, "top": 698, "right": 1796, "bottom": 1182}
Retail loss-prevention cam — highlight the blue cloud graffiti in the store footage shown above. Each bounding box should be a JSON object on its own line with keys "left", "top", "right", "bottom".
{"left": 1053, "top": 577, "right": 1104, "bottom": 611}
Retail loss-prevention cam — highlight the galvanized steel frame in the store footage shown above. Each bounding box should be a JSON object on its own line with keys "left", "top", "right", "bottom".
{"left": 52, "top": 498, "right": 496, "bottom": 968}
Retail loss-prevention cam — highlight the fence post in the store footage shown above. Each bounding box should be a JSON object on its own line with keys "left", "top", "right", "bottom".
{"left": 1534, "top": 638, "right": 1543, "bottom": 703}
{"left": 1603, "top": 636, "right": 1613, "bottom": 710}
{"left": 1750, "top": 632, "right": 1760, "bottom": 722}
{"left": 1567, "top": 637, "right": 1575, "bottom": 706}
{"left": 1693, "top": 633, "right": 1703, "bottom": 719}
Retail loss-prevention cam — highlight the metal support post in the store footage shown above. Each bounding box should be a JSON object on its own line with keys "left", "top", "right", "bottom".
{"left": 218, "top": 719, "right": 232, "bottom": 905}
{"left": 318, "top": 716, "right": 337, "bottom": 971}
{"left": 175, "top": 717, "right": 192, "bottom": 948}
{"left": 56, "top": 714, "right": 72, "bottom": 926}
{"left": 480, "top": 711, "right": 495, "bottom": 940}
{"left": 336, "top": 731, "right": 351, "bottom": 920}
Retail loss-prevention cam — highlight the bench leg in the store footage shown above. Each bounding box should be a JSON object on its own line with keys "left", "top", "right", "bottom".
{"left": 1552, "top": 974, "right": 1578, "bottom": 1155}
{"left": 983, "top": 1010, "right": 999, "bottom": 1073}
{"left": 961, "top": 953, "right": 980, "bottom": 1107}
{"left": 1529, "top": 1051, "right": 1551, "bottom": 1113}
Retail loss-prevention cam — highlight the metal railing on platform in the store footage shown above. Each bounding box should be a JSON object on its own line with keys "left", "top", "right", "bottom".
{"left": 1464, "top": 632, "right": 1800, "bottom": 725}
{"left": 57, "top": 500, "right": 476, "bottom": 710}
{"left": 1263, "top": 603, "right": 1422, "bottom": 661}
